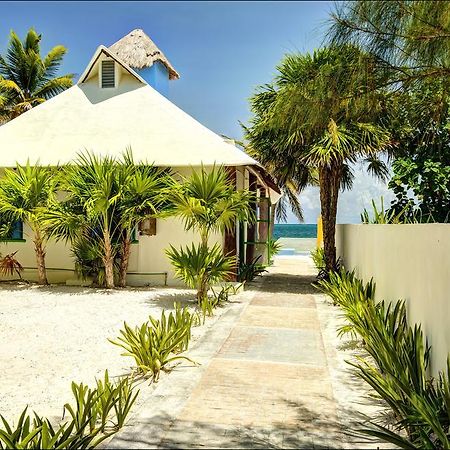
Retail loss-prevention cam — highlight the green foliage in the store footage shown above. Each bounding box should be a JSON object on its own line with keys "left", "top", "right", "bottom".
{"left": 0, "top": 162, "right": 56, "bottom": 284}
{"left": 198, "top": 284, "right": 240, "bottom": 323}
{"left": 330, "top": 1, "right": 450, "bottom": 86}
{"left": 64, "top": 370, "right": 138, "bottom": 435}
{"left": 310, "top": 247, "right": 325, "bottom": 272}
{"left": 267, "top": 238, "right": 282, "bottom": 262}
{"left": 109, "top": 304, "right": 197, "bottom": 381}
{"left": 244, "top": 45, "right": 392, "bottom": 271}
{"left": 0, "top": 28, "right": 73, "bottom": 122}
{"left": 0, "top": 370, "right": 137, "bottom": 449}
{"left": 317, "top": 269, "right": 450, "bottom": 448}
{"left": 360, "top": 197, "right": 413, "bottom": 224}
{"left": 237, "top": 255, "right": 267, "bottom": 282}
{"left": 166, "top": 165, "right": 254, "bottom": 246}
{"left": 166, "top": 243, "right": 234, "bottom": 302}
{"left": 43, "top": 150, "right": 169, "bottom": 288}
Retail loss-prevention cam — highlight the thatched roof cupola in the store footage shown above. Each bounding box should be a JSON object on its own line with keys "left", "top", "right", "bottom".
{"left": 109, "top": 29, "right": 179, "bottom": 80}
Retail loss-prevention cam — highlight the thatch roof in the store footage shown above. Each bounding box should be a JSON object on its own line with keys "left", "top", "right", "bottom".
{"left": 109, "top": 29, "right": 179, "bottom": 80}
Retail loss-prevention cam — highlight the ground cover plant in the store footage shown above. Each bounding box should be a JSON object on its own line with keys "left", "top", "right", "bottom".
{"left": 0, "top": 370, "right": 138, "bottom": 449}
{"left": 109, "top": 303, "right": 198, "bottom": 381}
{"left": 318, "top": 269, "right": 450, "bottom": 448}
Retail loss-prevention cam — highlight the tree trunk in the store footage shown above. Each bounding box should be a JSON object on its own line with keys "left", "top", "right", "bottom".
{"left": 118, "top": 234, "right": 131, "bottom": 288}
{"left": 33, "top": 229, "right": 48, "bottom": 285}
{"left": 103, "top": 228, "right": 115, "bottom": 289}
{"left": 319, "top": 165, "right": 342, "bottom": 273}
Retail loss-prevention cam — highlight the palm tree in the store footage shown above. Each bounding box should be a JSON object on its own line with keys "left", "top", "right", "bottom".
{"left": 245, "top": 46, "right": 392, "bottom": 272}
{"left": 166, "top": 165, "right": 254, "bottom": 300}
{"left": 0, "top": 28, "right": 73, "bottom": 122}
{"left": 44, "top": 152, "right": 120, "bottom": 288}
{"left": 0, "top": 163, "right": 56, "bottom": 284}
{"left": 167, "top": 165, "right": 254, "bottom": 248}
{"left": 116, "top": 152, "right": 171, "bottom": 287}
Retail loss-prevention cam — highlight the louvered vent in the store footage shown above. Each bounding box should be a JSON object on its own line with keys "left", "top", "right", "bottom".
{"left": 101, "top": 60, "right": 115, "bottom": 88}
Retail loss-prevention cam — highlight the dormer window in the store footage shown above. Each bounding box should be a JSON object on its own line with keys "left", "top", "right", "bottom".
{"left": 101, "top": 60, "right": 115, "bottom": 88}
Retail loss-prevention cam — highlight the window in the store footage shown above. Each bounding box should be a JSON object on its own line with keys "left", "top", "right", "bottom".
{"left": 0, "top": 220, "right": 24, "bottom": 241}
{"left": 101, "top": 60, "right": 115, "bottom": 88}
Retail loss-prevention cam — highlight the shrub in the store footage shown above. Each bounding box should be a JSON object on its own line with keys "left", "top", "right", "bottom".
{"left": 267, "top": 238, "right": 282, "bottom": 262}
{"left": 109, "top": 305, "right": 197, "bottom": 381}
{"left": 166, "top": 243, "right": 234, "bottom": 302}
{"left": 237, "top": 255, "right": 267, "bottom": 282}
{"left": 317, "top": 269, "right": 450, "bottom": 448}
{"left": 310, "top": 247, "right": 325, "bottom": 272}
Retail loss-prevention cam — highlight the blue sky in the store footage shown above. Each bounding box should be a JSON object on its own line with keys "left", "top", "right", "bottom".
{"left": 0, "top": 1, "right": 392, "bottom": 223}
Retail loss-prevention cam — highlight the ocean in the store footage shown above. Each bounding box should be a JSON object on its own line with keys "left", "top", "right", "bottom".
{"left": 273, "top": 223, "right": 317, "bottom": 239}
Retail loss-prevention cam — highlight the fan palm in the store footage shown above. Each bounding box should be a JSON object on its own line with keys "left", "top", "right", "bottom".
{"left": 0, "top": 28, "right": 73, "bottom": 122}
{"left": 166, "top": 165, "right": 254, "bottom": 300}
{"left": 245, "top": 46, "right": 392, "bottom": 271}
{"left": 43, "top": 150, "right": 170, "bottom": 288}
{"left": 0, "top": 163, "right": 56, "bottom": 284}
{"left": 44, "top": 152, "right": 120, "bottom": 288}
{"left": 166, "top": 165, "right": 255, "bottom": 248}
{"left": 116, "top": 151, "right": 171, "bottom": 287}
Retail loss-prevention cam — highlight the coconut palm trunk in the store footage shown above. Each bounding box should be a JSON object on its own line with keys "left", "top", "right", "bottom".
{"left": 33, "top": 228, "right": 48, "bottom": 285}
{"left": 319, "top": 165, "right": 342, "bottom": 272}
{"left": 118, "top": 232, "right": 132, "bottom": 288}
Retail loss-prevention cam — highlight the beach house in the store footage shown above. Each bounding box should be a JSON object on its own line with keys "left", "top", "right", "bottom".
{"left": 0, "top": 29, "right": 279, "bottom": 285}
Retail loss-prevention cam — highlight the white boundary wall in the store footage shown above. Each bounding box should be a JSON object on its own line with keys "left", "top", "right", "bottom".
{"left": 336, "top": 224, "right": 450, "bottom": 376}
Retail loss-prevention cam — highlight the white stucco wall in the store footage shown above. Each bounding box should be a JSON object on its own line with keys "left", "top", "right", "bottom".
{"left": 336, "top": 224, "right": 450, "bottom": 376}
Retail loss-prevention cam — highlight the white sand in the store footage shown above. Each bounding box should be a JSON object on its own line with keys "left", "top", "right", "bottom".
{"left": 0, "top": 283, "right": 198, "bottom": 423}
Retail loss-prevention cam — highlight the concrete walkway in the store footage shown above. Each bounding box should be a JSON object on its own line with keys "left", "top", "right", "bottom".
{"left": 109, "top": 257, "right": 387, "bottom": 449}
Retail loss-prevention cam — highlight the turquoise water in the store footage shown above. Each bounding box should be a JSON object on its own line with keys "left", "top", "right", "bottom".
{"left": 273, "top": 223, "right": 317, "bottom": 239}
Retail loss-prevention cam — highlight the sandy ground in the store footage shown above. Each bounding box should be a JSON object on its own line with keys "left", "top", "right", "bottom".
{"left": 278, "top": 237, "right": 317, "bottom": 253}
{"left": 0, "top": 283, "right": 204, "bottom": 423}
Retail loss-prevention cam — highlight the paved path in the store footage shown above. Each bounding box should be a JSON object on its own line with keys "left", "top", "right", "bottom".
{"left": 109, "top": 257, "right": 387, "bottom": 449}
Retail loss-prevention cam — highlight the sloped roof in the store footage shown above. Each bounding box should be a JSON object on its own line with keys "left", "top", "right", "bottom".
{"left": 0, "top": 46, "right": 256, "bottom": 168}
{"left": 109, "top": 29, "right": 179, "bottom": 80}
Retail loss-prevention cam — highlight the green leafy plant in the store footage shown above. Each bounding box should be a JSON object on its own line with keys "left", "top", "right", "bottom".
{"left": 267, "top": 238, "right": 282, "bottom": 263}
{"left": 64, "top": 370, "right": 138, "bottom": 435}
{"left": 166, "top": 165, "right": 254, "bottom": 299}
{"left": 317, "top": 268, "right": 450, "bottom": 448}
{"left": 0, "top": 28, "right": 73, "bottom": 122}
{"left": 310, "top": 247, "right": 325, "bottom": 272}
{"left": 237, "top": 255, "right": 267, "bottom": 282}
{"left": 0, "top": 407, "right": 90, "bottom": 449}
{"left": 0, "top": 370, "right": 137, "bottom": 449}
{"left": 166, "top": 243, "right": 234, "bottom": 303}
{"left": 360, "top": 197, "right": 413, "bottom": 224}
{"left": 109, "top": 306, "right": 197, "bottom": 381}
